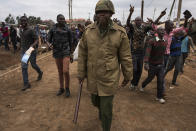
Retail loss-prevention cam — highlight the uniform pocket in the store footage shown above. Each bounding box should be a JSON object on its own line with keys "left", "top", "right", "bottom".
{"left": 105, "top": 62, "right": 117, "bottom": 71}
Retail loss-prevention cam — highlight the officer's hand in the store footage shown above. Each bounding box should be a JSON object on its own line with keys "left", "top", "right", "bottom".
{"left": 119, "top": 79, "right": 129, "bottom": 88}
{"left": 129, "top": 5, "right": 134, "bottom": 13}
{"left": 144, "top": 63, "right": 149, "bottom": 71}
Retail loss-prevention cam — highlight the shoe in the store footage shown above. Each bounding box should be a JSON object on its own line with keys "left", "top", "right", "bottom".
{"left": 129, "top": 84, "right": 136, "bottom": 90}
{"left": 65, "top": 88, "right": 70, "bottom": 97}
{"left": 56, "top": 88, "right": 64, "bottom": 96}
{"left": 37, "top": 71, "right": 43, "bottom": 81}
{"left": 21, "top": 83, "right": 31, "bottom": 91}
{"left": 139, "top": 87, "right": 144, "bottom": 92}
{"left": 156, "top": 98, "right": 165, "bottom": 104}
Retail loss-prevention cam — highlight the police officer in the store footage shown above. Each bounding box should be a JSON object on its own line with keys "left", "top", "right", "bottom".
{"left": 48, "top": 14, "right": 73, "bottom": 97}
{"left": 78, "top": 0, "right": 133, "bottom": 130}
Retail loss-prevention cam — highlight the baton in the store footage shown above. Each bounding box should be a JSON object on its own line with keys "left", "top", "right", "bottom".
{"left": 73, "top": 81, "right": 83, "bottom": 124}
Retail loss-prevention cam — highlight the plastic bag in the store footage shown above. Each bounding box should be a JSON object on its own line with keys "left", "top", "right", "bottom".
{"left": 21, "top": 47, "right": 35, "bottom": 64}
{"left": 73, "top": 41, "right": 80, "bottom": 61}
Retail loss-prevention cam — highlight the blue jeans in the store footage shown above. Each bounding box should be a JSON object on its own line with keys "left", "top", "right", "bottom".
{"left": 164, "top": 56, "right": 181, "bottom": 84}
{"left": 131, "top": 53, "right": 144, "bottom": 86}
{"left": 21, "top": 50, "right": 42, "bottom": 85}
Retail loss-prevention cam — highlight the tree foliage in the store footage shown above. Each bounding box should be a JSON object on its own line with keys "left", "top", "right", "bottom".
{"left": 5, "top": 13, "right": 46, "bottom": 26}
{"left": 5, "top": 14, "right": 15, "bottom": 24}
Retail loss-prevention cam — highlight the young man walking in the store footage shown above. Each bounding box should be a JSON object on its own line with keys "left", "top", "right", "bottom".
{"left": 78, "top": 0, "right": 133, "bottom": 130}
{"left": 126, "top": 6, "right": 155, "bottom": 90}
{"left": 140, "top": 27, "right": 167, "bottom": 104}
{"left": 164, "top": 28, "right": 186, "bottom": 86}
{"left": 20, "top": 16, "right": 43, "bottom": 91}
{"left": 163, "top": 20, "right": 174, "bottom": 68}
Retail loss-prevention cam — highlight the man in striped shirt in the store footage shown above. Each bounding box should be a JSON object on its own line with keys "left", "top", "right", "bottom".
{"left": 140, "top": 27, "right": 167, "bottom": 104}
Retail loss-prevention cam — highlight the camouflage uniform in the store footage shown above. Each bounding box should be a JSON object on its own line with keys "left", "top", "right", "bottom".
{"left": 78, "top": 0, "right": 132, "bottom": 130}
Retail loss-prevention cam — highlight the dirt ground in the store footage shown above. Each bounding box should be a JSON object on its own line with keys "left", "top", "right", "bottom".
{"left": 0, "top": 46, "right": 21, "bottom": 70}
{"left": 0, "top": 50, "right": 196, "bottom": 131}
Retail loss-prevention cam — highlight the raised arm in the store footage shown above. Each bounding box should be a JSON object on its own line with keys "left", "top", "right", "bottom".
{"left": 154, "top": 8, "right": 167, "bottom": 25}
{"left": 126, "top": 5, "right": 134, "bottom": 27}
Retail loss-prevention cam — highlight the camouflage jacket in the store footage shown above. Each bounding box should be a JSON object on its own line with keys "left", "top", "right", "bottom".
{"left": 128, "top": 23, "right": 152, "bottom": 54}
{"left": 78, "top": 21, "right": 133, "bottom": 96}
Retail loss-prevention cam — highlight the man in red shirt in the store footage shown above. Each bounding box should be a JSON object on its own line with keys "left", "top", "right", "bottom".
{"left": 0, "top": 22, "right": 10, "bottom": 50}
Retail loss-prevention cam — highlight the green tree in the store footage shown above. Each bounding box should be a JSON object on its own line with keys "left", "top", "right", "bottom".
{"left": 5, "top": 14, "right": 15, "bottom": 24}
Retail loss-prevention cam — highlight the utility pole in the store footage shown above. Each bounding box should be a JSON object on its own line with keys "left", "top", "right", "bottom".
{"left": 122, "top": 10, "right": 125, "bottom": 25}
{"left": 177, "top": 0, "right": 182, "bottom": 26}
{"left": 88, "top": 12, "right": 90, "bottom": 20}
{"left": 168, "top": 0, "right": 176, "bottom": 20}
{"left": 68, "top": 0, "right": 73, "bottom": 20}
{"left": 71, "top": 0, "right": 72, "bottom": 19}
{"left": 141, "top": 0, "right": 144, "bottom": 21}
{"left": 68, "top": 0, "right": 70, "bottom": 20}
{"left": 153, "top": 8, "right": 156, "bottom": 21}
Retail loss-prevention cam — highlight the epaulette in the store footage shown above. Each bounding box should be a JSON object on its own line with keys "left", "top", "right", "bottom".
{"left": 113, "top": 22, "right": 126, "bottom": 34}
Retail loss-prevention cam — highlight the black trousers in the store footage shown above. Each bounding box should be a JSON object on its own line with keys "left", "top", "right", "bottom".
{"left": 91, "top": 94, "right": 114, "bottom": 131}
{"left": 11, "top": 38, "right": 17, "bottom": 51}
{"left": 142, "top": 65, "right": 164, "bottom": 99}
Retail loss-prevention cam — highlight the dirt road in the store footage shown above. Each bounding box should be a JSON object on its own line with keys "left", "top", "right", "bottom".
{"left": 0, "top": 52, "right": 196, "bottom": 131}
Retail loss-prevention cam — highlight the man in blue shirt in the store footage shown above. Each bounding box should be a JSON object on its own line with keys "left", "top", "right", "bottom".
{"left": 164, "top": 28, "right": 185, "bottom": 86}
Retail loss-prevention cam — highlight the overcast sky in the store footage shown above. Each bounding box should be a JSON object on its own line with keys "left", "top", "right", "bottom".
{"left": 0, "top": 0, "right": 196, "bottom": 24}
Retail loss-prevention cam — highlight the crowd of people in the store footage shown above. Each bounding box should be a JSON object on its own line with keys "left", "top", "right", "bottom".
{"left": 2, "top": 0, "right": 196, "bottom": 130}
{"left": 0, "top": 21, "right": 85, "bottom": 54}
{"left": 0, "top": 22, "right": 21, "bottom": 53}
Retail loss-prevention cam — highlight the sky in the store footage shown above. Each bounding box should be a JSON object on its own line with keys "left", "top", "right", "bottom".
{"left": 0, "top": 0, "right": 196, "bottom": 24}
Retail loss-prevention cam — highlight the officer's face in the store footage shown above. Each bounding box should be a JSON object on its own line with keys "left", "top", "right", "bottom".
{"left": 96, "top": 10, "right": 112, "bottom": 26}
{"left": 57, "top": 16, "right": 65, "bottom": 25}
